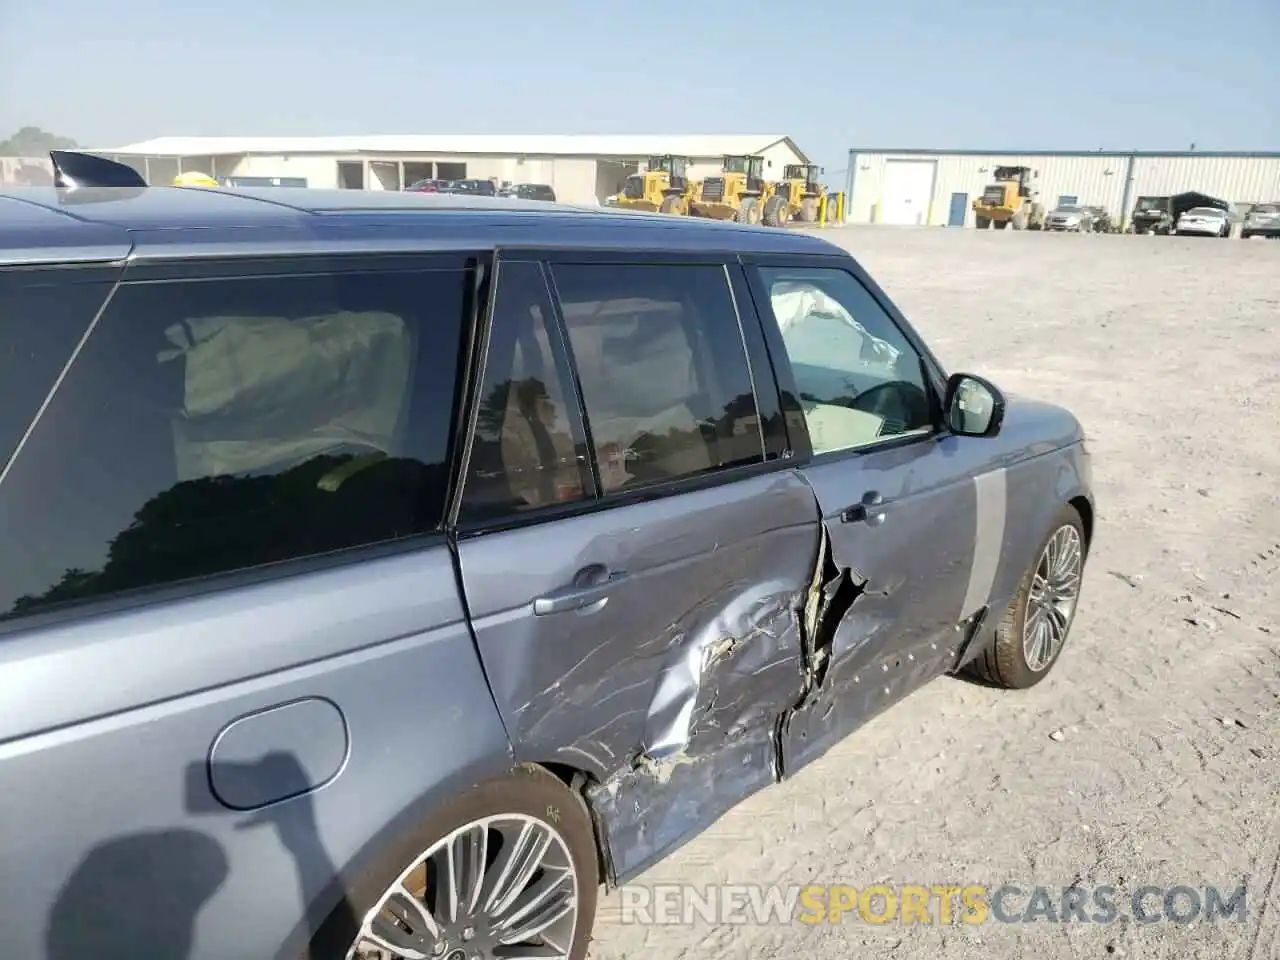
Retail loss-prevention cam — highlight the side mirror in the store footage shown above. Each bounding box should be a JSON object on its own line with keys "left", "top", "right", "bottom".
{"left": 945, "top": 373, "right": 1005, "bottom": 437}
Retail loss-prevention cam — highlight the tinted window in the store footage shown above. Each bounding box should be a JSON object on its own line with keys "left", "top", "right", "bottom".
{"left": 0, "top": 268, "right": 468, "bottom": 619}
{"left": 758, "top": 266, "right": 932, "bottom": 455}
{"left": 551, "top": 263, "right": 764, "bottom": 494}
{"left": 0, "top": 268, "right": 115, "bottom": 468}
{"left": 459, "top": 261, "right": 591, "bottom": 523}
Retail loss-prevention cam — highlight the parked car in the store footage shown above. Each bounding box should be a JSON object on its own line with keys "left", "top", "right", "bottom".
{"left": 1241, "top": 202, "right": 1280, "bottom": 239}
{"left": 0, "top": 151, "right": 1095, "bottom": 960}
{"left": 1044, "top": 204, "right": 1094, "bottom": 232}
{"left": 441, "top": 178, "right": 498, "bottom": 197}
{"left": 405, "top": 178, "right": 447, "bottom": 192}
{"left": 500, "top": 182, "right": 557, "bottom": 202}
{"left": 1174, "top": 205, "right": 1231, "bottom": 237}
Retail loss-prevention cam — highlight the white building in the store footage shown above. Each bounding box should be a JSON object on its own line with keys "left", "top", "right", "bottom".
{"left": 843, "top": 149, "right": 1280, "bottom": 228}
{"left": 93, "top": 134, "right": 811, "bottom": 205}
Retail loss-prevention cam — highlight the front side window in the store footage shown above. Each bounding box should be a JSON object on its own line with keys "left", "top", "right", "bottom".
{"left": 757, "top": 266, "right": 933, "bottom": 456}
{"left": 550, "top": 263, "right": 765, "bottom": 494}
{"left": 0, "top": 267, "right": 468, "bottom": 619}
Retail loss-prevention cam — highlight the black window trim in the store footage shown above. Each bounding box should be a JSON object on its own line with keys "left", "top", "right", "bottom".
{"left": 446, "top": 254, "right": 601, "bottom": 531}
{"left": 1, "top": 251, "right": 487, "bottom": 631}
{"left": 450, "top": 246, "right": 794, "bottom": 539}
{"left": 739, "top": 251, "right": 954, "bottom": 463}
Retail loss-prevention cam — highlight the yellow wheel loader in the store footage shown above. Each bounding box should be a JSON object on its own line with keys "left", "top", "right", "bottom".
{"left": 971, "top": 166, "right": 1045, "bottom": 230}
{"left": 690, "top": 155, "right": 768, "bottom": 225}
{"left": 615, "top": 155, "right": 696, "bottom": 215}
{"left": 764, "top": 164, "right": 827, "bottom": 227}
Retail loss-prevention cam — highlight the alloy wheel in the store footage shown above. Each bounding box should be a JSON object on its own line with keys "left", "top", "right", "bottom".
{"left": 348, "top": 814, "right": 579, "bottom": 960}
{"left": 1022, "top": 524, "right": 1084, "bottom": 672}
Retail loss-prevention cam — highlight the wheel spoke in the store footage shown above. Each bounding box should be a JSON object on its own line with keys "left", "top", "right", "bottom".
{"left": 447, "top": 824, "right": 488, "bottom": 920}
{"left": 494, "top": 866, "right": 575, "bottom": 945}
{"left": 482, "top": 821, "right": 554, "bottom": 917}
{"left": 360, "top": 881, "right": 441, "bottom": 959}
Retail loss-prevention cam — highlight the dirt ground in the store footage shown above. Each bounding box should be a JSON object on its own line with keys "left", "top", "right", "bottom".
{"left": 586, "top": 227, "right": 1280, "bottom": 960}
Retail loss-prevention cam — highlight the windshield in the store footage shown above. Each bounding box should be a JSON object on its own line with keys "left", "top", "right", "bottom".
{"left": 1184, "top": 207, "right": 1223, "bottom": 217}
{"left": 1135, "top": 197, "right": 1166, "bottom": 211}
{"left": 723, "top": 157, "right": 748, "bottom": 174}
{"left": 1055, "top": 206, "right": 1082, "bottom": 213}
{"left": 1252, "top": 203, "right": 1279, "bottom": 214}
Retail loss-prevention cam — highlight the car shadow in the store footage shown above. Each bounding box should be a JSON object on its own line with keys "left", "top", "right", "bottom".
{"left": 45, "top": 752, "right": 357, "bottom": 959}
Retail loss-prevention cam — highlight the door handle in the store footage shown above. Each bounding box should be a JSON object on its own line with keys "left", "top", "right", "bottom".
{"left": 533, "top": 571, "right": 627, "bottom": 616}
{"left": 840, "top": 491, "right": 888, "bottom": 526}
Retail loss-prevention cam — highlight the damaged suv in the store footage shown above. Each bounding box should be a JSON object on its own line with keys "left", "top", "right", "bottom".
{"left": 0, "top": 153, "right": 1094, "bottom": 960}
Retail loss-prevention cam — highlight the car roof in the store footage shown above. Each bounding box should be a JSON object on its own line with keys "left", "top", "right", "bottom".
{"left": 0, "top": 185, "right": 842, "bottom": 266}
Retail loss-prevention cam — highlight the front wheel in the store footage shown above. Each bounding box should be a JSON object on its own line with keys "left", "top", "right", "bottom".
{"left": 311, "top": 765, "right": 600, "bottom": 960}
{"left": 762, "top": 195, "right": 788, "bottom": 227}
{"left": 965, "top": 504, "right": 1088, "bottom": 689}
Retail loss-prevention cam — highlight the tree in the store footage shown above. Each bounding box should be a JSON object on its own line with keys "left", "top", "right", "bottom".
{"left": 0, "top": 126, "right": 78, "bottom": 156}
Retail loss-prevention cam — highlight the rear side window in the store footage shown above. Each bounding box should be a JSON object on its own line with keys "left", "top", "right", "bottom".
{"left": 0, "top": 267, "right": 469, "bottom": 620}
{"left": 459, "top": 261, "right": 592, "bottom": 523}
{"left": 0, "top": 268, "right": 114, "bottom": 468}
{"left": 550, "top": 263, "right": 765, "bottom": 494}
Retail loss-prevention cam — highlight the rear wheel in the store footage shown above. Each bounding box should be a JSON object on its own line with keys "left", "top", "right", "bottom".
{"left": 762, "top": 195, "right": 788, "bottom": 227}
{"left": 735, "top": 196, "right": 762, "bottom": 225}
{"left": 310, "top": 765, "right": 600, "bottom": 960}
{"left": 965, "top": 504, "right": 1088, "bottom": 689}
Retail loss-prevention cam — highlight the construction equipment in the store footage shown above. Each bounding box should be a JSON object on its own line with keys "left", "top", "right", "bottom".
{"left": 972, "top": 166, "right": 1045, "bottom": 230}
{"left": 615, "top": 155, "right": 696, "bottom": 215}
{"left": 690, "top": 155, "right": 769, "bottom": 224}
{"left": 764, "top": 164, "right": 827, "bottom": 227}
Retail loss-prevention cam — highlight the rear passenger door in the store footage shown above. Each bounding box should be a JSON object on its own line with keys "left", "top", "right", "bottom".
{"left": 454, "top": 252, "right": 821, "bottom": 881}
{"left": 743, "top": 257, "right": 988, "bottom": 776}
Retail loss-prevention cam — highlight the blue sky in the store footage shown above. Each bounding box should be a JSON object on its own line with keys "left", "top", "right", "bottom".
{"left": 0, "top": 0, "right": 1275, "bottom": 172}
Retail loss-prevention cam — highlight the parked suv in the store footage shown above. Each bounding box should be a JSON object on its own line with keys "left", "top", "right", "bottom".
{"left": 0, "top": 153, "right": 1095, "bottom": 960}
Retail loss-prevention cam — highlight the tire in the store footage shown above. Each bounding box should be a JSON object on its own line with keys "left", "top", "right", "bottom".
{"left": 799, "top": 196, "right": 819, "bottom": 223}
{"left": 974, "top": 215, "right": 990, "bottom": 230}
{"left": 993, "top": 219, "right": 1008, "bottom": 230}
{"left": 762, "top": 195, "right": 787, "bottom": 227}
{"left": 307, "top": 764, "right": 600, "bottom": 960}
{"left": 659, "top": 195, "right": 681, "bottom": 215}
{"left": 735, "top": 196, "right": 761, "bottom": 225}
{"left": 965, "top": 503, "right": 1088, "bottom": 690}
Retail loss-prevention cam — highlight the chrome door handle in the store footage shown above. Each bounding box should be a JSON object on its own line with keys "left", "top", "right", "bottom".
{"left": 840, "top": 491, "right": 888, "bottom": 526}
{"left": 533, "top": 572, "right": 627, "bottom": 616}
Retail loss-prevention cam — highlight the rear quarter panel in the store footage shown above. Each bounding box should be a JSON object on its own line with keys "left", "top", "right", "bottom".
{"left": 0, "top": 547, "right": 513, "bottom": 960}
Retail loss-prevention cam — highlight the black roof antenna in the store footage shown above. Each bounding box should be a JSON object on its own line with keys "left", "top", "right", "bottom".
{"left": 49, "top": 150, "right": 148, "bottom": 189}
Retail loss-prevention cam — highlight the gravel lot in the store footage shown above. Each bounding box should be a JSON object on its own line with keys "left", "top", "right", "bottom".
{"left": 587, "top": 227, "right": 1280, "bottom": 960}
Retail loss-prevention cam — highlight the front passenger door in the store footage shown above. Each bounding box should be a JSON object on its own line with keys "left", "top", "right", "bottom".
{"left": 746, "top": 262, "right": 994, "bottom": 776}
{"left": 454, "top": 254, "right": 821, "bottom": 882}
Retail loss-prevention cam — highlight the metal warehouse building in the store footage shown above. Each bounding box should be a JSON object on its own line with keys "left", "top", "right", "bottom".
{"left": 94, "top": 134, "right": 811, "bottom": 206}
{"left": 843, "top": 149, "right": 1280, "bottom": 228}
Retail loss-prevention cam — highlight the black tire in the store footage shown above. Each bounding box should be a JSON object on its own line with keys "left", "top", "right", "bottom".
{"left": 965, "top": 502, "right": 1088, "bottom": 690}
{"left": 307, "top": 764, "right": 600, "bottom": 960}
{"left": 659, "top": 195, "right": 682, "bottom": 215}
{"left": 993, "top": 219, "right": 1009, "bottom": 230}
{"left": 762, "top": 195, "right": 787, "bottom": 227}
{"left": 735, "top": 196, "right": 761, "bottom": 225}
{"left": 1242, "top": 231, "right": 1253, "bottom": 240}
{"left": 798, "top": 196, "right": 819, "bottom": 223}
{"left": 975, "top": 215, "right": 990, "bottom": 230}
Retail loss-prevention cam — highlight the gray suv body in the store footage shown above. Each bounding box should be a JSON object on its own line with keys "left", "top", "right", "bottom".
{"left": 0, "top": 171, "right": 1095, "bottom": 960}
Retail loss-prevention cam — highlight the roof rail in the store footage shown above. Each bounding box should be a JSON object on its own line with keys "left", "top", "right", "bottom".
{"left": 49, "top": 150, "right": 148, "bottom": 189}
